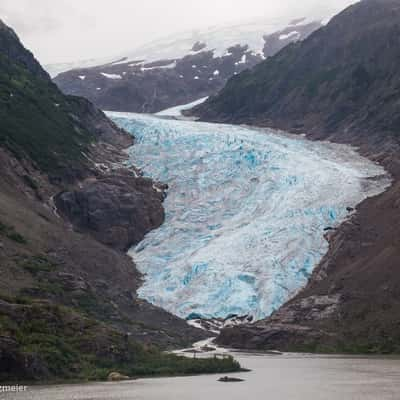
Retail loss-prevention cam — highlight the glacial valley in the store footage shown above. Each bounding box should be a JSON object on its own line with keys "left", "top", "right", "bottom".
{"left": 109, "top": 111, "right": 390, "bottom": 321}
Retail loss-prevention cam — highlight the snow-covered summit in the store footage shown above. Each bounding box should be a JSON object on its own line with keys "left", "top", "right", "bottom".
{"left": 46, "top": 14, "right": 328, "bottom": 77}
{"left": 50, "top": 14, "right": 326, "bottom": 114}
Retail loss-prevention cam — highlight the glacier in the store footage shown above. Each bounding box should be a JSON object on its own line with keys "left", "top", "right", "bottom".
{"left": 109, "top": 112, "right": 390, "bottom": 320}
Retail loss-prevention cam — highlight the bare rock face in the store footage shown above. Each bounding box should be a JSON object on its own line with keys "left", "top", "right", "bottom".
{"left": 217, "top": 295, "right": 341, "bottom": 351}
{"left": 68, "top": 95, "right": 134, "bottom": 149}
{"left": 192, "top": 41, "right": 206, "bottom": 52}
{"left": 217, "top": 323, "right": 324, "bottom": 351}
{"left": 55, "top": 170, "right": 165, "bottom": 251}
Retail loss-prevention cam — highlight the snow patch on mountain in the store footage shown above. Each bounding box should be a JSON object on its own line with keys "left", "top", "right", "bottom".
{"left": 46, "top": 12, "right": 331, "bottom": 77}
{"left": 141, "top": 61, "right": 177, "bottom": 71}
{"left": 120, "top": 15, "right": 324, "bottom": 65}
{"left": 279, "top": 31, "right": 300, "bottom": 40}
{"left": 156, "top": 97, "right": 208, "bottom": 117}
{"left": 100, "top": 72, "right": 122, "bottom": 80}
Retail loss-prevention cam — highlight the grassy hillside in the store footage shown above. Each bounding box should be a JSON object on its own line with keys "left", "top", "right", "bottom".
{"left": 0, "top": 296, "right": 241, "bottom": 382}
{"left": 0, "top": 54, "right": 94, "bottom": 175}
{"left": 0, "top": 21, "right": 94, "bottom": 177}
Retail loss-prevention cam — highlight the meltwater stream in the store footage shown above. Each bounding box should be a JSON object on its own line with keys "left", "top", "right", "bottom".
{"left": 109, "top": 112, "right": 389, "bottom": 320}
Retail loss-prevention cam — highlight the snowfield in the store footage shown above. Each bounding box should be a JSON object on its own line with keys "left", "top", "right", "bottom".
{"left": 45, "top": 11, "right": 336, "bottom": 77}
{"left": 156, "top": 97, "right": 208, "bottom": 117}
{"left": 100, "top": 72, "right": 122, "bottom": 80}
{"left": 108, "top": 112, "right": 390, "bottom": 320}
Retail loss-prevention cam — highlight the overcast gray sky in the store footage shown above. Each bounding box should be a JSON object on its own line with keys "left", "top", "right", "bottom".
{"left": 1, "top": 0, "right": 356, "bottom": 64}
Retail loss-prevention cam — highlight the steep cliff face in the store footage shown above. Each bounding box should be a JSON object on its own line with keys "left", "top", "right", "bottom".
{"left": 0, "top": 20, "right": 206, "bottom": 381}
{"left": 55, "top": 171, "right": 166, "bottom": 252}
{"left": 195, "top": 0, "right": 400, "bottom": 353}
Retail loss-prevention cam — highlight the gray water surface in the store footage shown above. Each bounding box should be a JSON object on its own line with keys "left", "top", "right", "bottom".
{"left": 3, "top": 354, "right": 400, "bottom": 400}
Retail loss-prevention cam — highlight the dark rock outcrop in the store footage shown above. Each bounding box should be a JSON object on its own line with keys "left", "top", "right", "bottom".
{"left": 55, "top": 171, "right": 165, "bottom": 251}
{"left": 192, "top": 41, "right": 207, "bottom": 52}
{"left": 218, "top": 376, "right": 245, "bottom": 382}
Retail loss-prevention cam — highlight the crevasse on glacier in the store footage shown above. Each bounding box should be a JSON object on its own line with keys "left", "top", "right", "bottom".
{"left": 109, "top": 112, "right": 389, "bottom": 320}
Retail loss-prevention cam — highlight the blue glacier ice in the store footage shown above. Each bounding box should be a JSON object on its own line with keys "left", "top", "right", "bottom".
{"left": 108, "top": 112, "right": 390, "bottom": 320}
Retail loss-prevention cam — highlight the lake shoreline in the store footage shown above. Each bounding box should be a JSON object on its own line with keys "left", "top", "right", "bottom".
{"left": 7, "top": 353, "right": 400, "bottom": 399}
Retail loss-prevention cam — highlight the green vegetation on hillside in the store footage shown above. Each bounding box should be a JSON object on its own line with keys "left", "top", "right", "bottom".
{"left": 0, "top": 220, "right": 27, "bottom": 244}
{"left": 0, "top": 297, "right": 241, "bottom": 382}
{"left": 0, "top": 52, "right": 93, "bottom": 176}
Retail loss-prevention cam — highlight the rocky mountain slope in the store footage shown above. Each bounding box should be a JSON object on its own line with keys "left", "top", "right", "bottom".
{"left": 195, "top": 0, "right": 400, "bottom": 144}
{"left": 0, "top": 19, "right": 222, "bottom": 381}
{"left": 52, "top": 20, "right": 321, "bottom": 114}
{"left": 195, "top": 0, "right": 400, "bottom": 353}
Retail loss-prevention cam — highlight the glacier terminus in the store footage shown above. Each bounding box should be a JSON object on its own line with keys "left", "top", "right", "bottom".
{"left": 109, "top": 112, "right": 390, "bottom": 321}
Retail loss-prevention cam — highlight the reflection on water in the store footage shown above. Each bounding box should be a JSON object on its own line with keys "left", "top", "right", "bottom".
{"left": 3, "top": 354, "right": 400, "bottom": 400}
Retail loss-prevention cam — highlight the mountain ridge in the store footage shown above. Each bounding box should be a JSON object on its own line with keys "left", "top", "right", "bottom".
{"left": 194, "top": 0, "right": 400, "bottom": 147}
{"left": 45, "top": 15, "right": 328, "bottom": 77}
{"left": 52, "top": 19, "right": 322, "bottom": 114}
